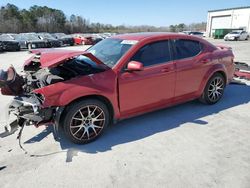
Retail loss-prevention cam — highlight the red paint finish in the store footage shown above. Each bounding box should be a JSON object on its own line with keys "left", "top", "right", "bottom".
{"left": 118, "top": 61, "right": 175, "bottom": 117}
{"left": 72, "top": 35, "right": 94, "bottom": 45}
{"left": 24, "top": 33, "right": 235, "bottom": 121}
{"left": 234, "top": 71, "right": 250, "bottom": 80}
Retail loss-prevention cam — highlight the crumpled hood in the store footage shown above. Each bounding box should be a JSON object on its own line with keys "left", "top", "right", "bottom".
{"left": 24, "top": 49, "right": 106, "bottom": 68}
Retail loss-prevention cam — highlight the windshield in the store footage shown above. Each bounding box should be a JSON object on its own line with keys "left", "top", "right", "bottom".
{"left": 39, "top": 33, "right": 55, "bottom": 40}
{"left": 0, "top": 34, "right": 14, "bottom": 41}
{"left": 56, "top": 33, "right": 66, "bottom": 38}
{"left": 21, "top": 33, "right": 40, "bottom": 40}
{"left": 87, "top": 38, "right": 136, "bottom": 68}
{"left": 230, "top": 31, "right": 240, "bottom": 34}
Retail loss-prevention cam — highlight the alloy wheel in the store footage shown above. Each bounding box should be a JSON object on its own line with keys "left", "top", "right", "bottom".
{"left": 207, "top": 77, "right": 224, "bottom": 102}
{"left": 69, "top": 105, "right": 105, "bottom": 141}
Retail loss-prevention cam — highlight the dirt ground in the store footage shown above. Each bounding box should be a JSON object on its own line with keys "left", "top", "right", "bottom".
{"left": 0, "top": 39, "right": 250, "bottom": 188}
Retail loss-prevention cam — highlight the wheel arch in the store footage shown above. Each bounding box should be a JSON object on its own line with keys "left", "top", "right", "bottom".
{"left": 59, "top": 94, "right": 115, "bottom": 126}
{"left": 198, "top": 65, "right": 227, "bottom": 97}
{"left": 216, "top": 70, "right": 227, "bottom": 83}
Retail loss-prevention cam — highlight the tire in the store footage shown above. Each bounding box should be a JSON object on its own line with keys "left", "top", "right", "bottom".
{"left": 199, "top": 73, "right": 226, "bottom": 105}
{"left": 63, "top": 99, "right": 110, "bottom": 144}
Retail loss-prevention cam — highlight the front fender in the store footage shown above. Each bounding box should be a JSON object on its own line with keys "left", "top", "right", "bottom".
{"left": 58, "top": 85, "right": 114, "bottom": 106}
{"left": 33, "top": 79, "right": 115, "bottom": 107}
{"left": 32, "top": 70, "right": 120, "bottom": 119}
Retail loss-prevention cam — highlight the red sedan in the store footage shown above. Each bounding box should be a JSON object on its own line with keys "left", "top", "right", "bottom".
{"left": 72, "top": 34, "right": 94, "bottom": 45}
{"left": 0, "top": 33, "right": 235, "bottom": 144}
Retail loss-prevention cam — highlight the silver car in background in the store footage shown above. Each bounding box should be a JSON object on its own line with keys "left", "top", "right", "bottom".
{"left": 224, "top": 31, "right": 249, "bottom": 41}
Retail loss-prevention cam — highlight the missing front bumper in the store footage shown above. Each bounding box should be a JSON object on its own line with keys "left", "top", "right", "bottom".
{"left": 3, "top": 95, "right": 54, "bottom": 133}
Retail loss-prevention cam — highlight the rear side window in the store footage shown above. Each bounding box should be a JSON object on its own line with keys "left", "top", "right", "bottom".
{"left": 174, "top": 39, "right": 202, "bottom": 60}
{"left": 131, "top": 40, "right": 171, "bottom": 67}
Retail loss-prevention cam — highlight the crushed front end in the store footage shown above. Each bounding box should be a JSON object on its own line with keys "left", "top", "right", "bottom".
{"left": 6, "top": 94, "right": 54, "bottom": 130}
{"left": 0, "top": 49, "right": 107, "bottom": 135}
{"left": 0, "top": 65, "right": 57, "bottom": 134}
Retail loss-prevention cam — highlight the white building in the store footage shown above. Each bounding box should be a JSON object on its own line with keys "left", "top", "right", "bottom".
{"left": 206, "top": 6, "right": 250, "bottom": 37}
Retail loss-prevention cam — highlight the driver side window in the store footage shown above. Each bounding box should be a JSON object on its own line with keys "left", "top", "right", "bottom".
{"left": 131, "top": 40, "right": 171, "bottom": 67}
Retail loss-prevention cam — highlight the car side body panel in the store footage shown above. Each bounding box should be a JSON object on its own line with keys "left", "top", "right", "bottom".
{"left": 118, "top": 61, "right": 176, "bottom": 117}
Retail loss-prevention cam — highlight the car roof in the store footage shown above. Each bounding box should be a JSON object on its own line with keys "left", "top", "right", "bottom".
{"left": 112, "top": 32, "right": 194, "bottom": 41}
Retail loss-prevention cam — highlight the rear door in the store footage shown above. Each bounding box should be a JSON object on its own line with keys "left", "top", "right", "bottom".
{"left": 172, "top": 39, "right": 206, "bottom": 98}
{"left": 118, "top": 40, "right": 176, "bottom": 116}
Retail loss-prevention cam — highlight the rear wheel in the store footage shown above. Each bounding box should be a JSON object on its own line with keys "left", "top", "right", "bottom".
{"left": 199, "top": 73, "right": 226, "bottom": 104}
{"left": 63, "top": 99, "right": 110, "bottom": 144}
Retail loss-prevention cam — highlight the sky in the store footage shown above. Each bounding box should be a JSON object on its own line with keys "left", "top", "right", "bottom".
{"left": 0, "top": 0, "right": 249, "bottom": 26}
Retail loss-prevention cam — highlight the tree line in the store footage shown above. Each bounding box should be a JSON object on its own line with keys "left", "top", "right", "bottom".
{"left": 0, "top": 3, "right": 206, "bottom": 34}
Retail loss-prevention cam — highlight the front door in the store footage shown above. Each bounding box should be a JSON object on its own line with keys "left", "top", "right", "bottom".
{"left": 118, "top": 40, "right": 176, "bottom": 117}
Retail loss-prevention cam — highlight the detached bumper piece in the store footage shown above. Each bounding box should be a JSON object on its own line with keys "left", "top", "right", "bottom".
{"left": 5, "top": 95, "right": 54, "bottom": 133}
{"left": 12, "top": 95, "right": 53, "bottom": 122}
{"left": 234, "top": 62, "right": 250, "bottom": 80}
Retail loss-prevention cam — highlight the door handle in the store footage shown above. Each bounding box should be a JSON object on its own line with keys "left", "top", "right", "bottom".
{"left": 161, "top": 67, "right": 172, "bottom": 72}
{"left": 201, "top": 58, "right": 210, "bottom": 64}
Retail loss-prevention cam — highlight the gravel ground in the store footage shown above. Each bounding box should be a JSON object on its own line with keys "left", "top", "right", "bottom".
{"left": 0, "top": 39, "right": 250, "bottom": 188}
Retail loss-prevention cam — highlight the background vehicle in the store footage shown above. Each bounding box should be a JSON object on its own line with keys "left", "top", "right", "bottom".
{"left": 14, "top": 33, "right": 47, "bottom": 49}
{"left": 0, "top": 41, "right": 3, "bottom": 52}
{"left": 189, "top": 31, "right": 204, "bottom": 38}
{"left": 180, "top": 31, "right": 204, "bottom": 38}
{"left": 72, "top": 33, "right": 94, "bottom": 45}
{"left": 0, "top": 34, "right": 20, "bottom": 51}
{"left": 91, "top": 34, "right": 104, "bottom": 44}
{"left": 224, "top": 31, "right": 249, "bottom": 41}
{"left": 0, "top": 33, "right": 235, "bottom": 144}
{"left": 37, "top": 33, "right": 62, "bottom": 47}
{"left": 51, "top": 33, "right": 74, "bottom": 46}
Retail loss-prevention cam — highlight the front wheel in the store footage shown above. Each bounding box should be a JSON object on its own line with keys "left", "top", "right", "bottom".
{"left": 63, "top": 99, "right": 110, "bottom": 144}
{"left": 199, "top": 73, "right": 226, "bottom": 104}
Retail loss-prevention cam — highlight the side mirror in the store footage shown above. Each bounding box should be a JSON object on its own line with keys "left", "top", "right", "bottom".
{"left": 126, "top": 61, "right": 144, "bottom": 72}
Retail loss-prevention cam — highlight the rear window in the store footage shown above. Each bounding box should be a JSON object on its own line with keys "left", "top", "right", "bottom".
{"left": 173, "top": 39, "right": 202, "bottom": 60}
{"left": 230, "top": 32, "right": 240, "bottom": 34}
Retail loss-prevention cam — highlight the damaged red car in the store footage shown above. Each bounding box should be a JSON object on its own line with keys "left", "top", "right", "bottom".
{"left": 0, "top": 33, "right": 235, "bottom": 144}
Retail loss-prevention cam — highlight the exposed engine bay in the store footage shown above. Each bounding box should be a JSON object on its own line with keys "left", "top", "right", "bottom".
{"left": 5, "top": 53, "right": 105, "bottom": 94}
{"left": 0, "top": 51, "right": 107, "bottom": 136}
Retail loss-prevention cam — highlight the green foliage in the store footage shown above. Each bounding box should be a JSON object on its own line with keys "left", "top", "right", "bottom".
{"left": 0, "top": 3, "right": 206, "bottom": 34}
